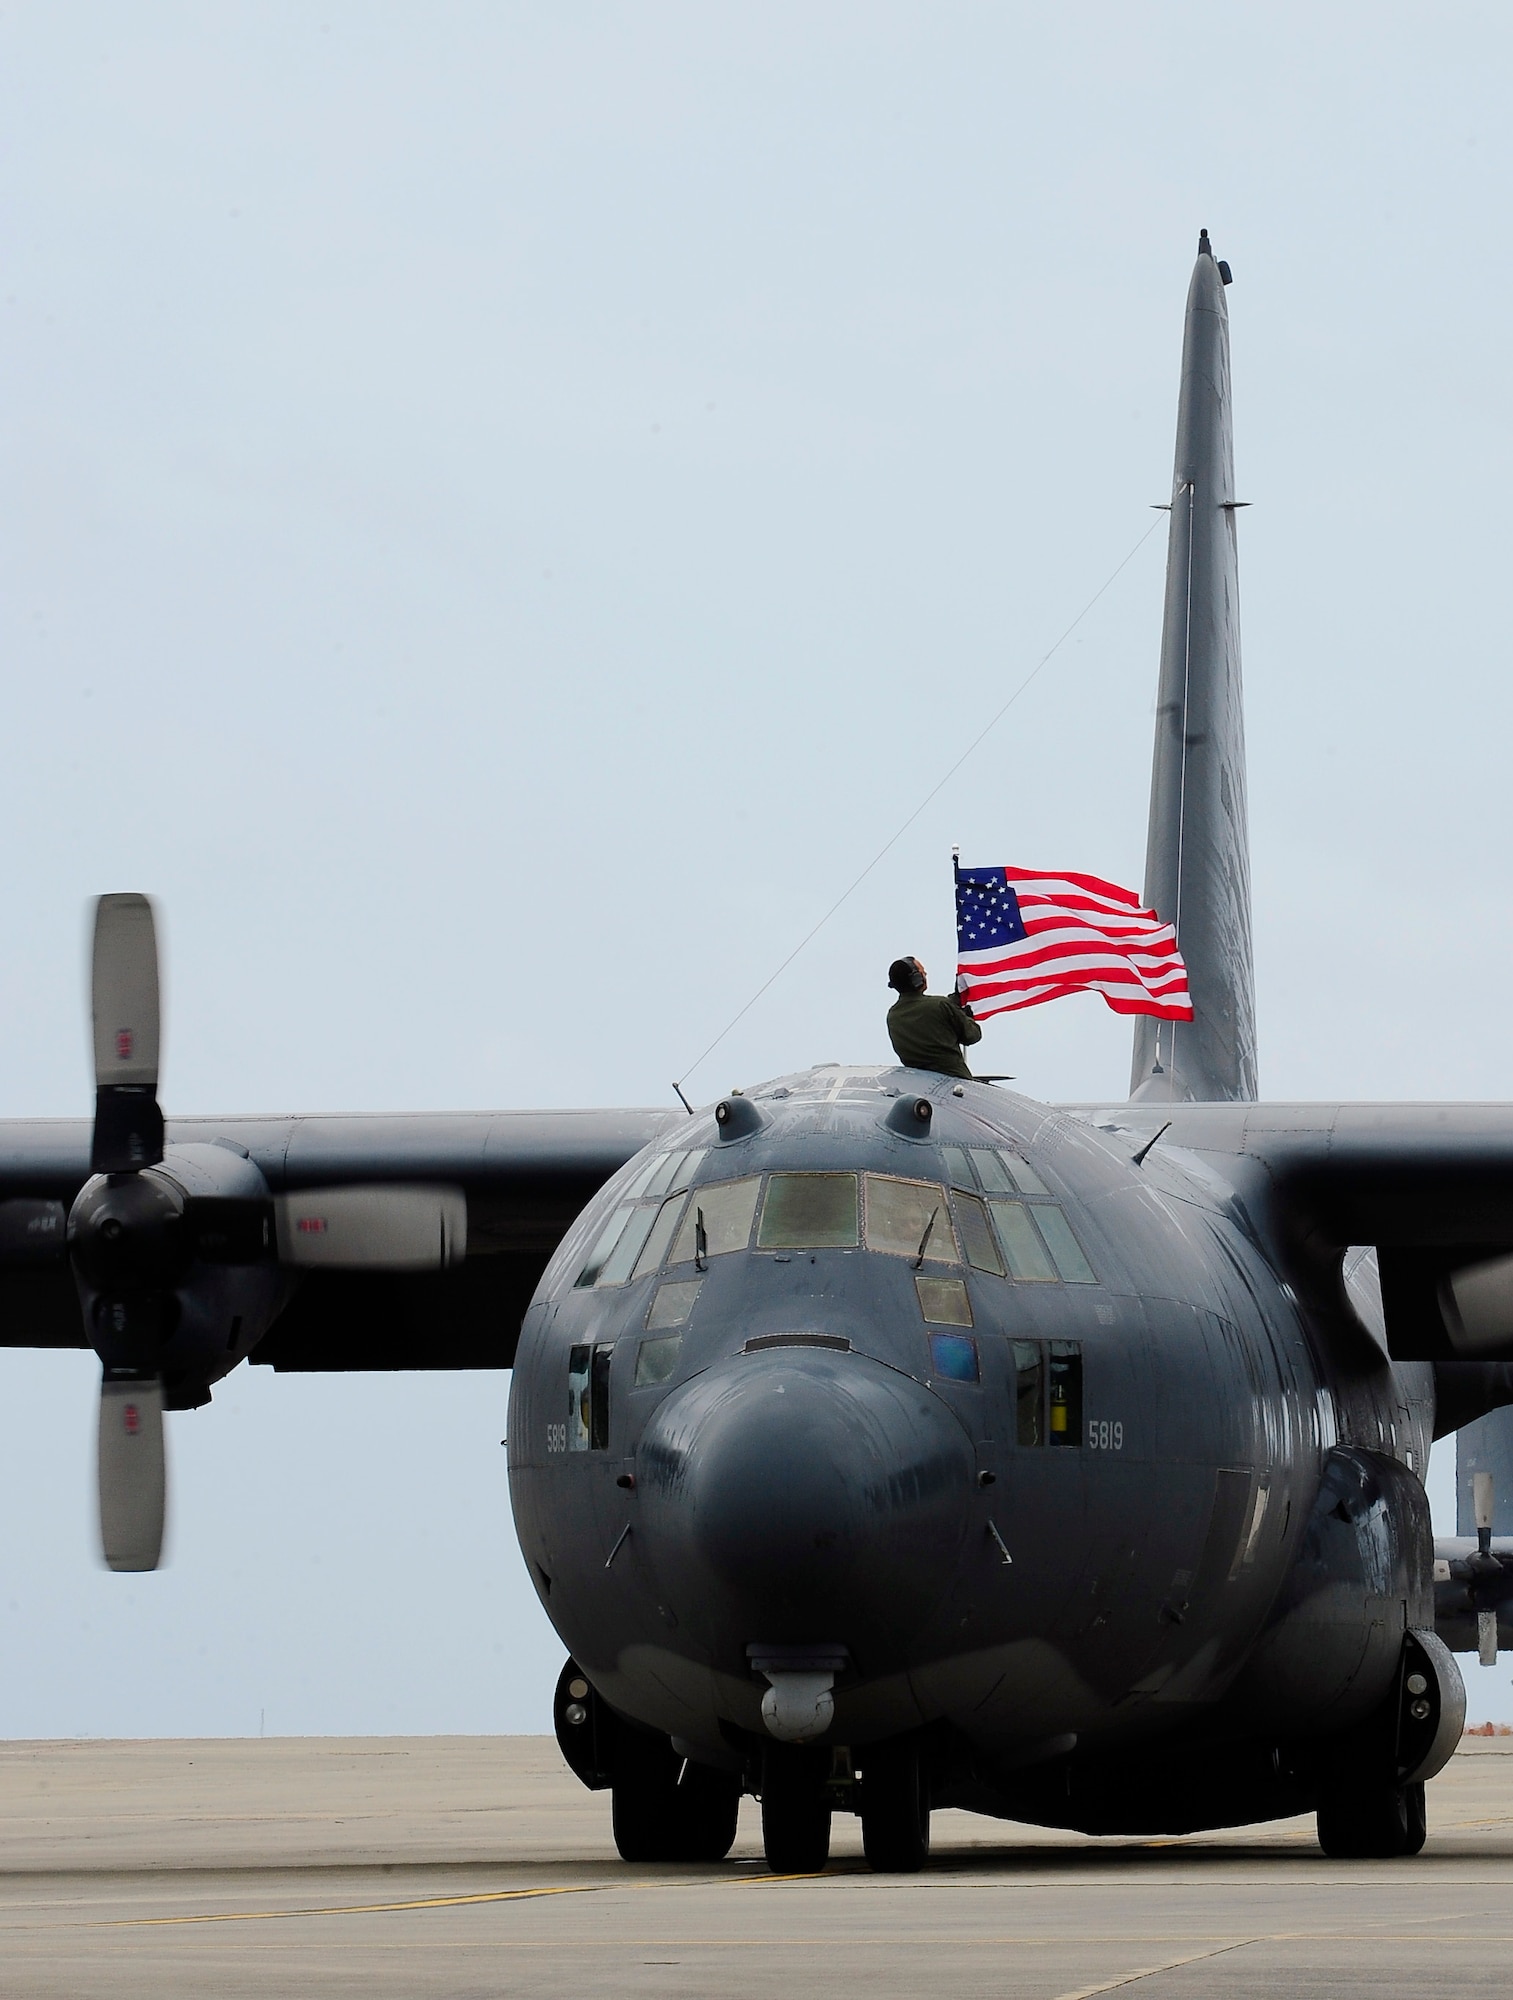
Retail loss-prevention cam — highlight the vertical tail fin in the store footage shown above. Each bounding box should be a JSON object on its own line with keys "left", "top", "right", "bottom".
{"left": 1130, "top": 232, "right": 1258, "bottom": 1104}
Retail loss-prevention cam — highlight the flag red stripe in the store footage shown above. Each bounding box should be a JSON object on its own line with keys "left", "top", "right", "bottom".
{"left": 956, "top": 863, "right": 1193, "bottom": 1025}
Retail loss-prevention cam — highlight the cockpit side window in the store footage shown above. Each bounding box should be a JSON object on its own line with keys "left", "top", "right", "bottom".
{"left": 756, "top": 1173, "right": 860, "bottom": 1249}
{"left": 968, "top": 1147, "right": 1049, "bottom": 1196}
{"left": 631, "top": 1193, "right": 687, "bottom": 1279}
{"left": 575, "top": 1205, "right": 638, "bottom": 1288}
{"left": 970, "top": 1148, "right": 1018, "bottom": 1194}
{"left": 1004, "top": 1154, "right": 1049, "bottom": 1195}
{"left": 1034, "top": 1205, "right": 1097, "bottom": 1284}
{"left": 595, "top": 1204, "right": 663, "bottom": 1287}
{"left": 671, "top": 1176, "right": 762, "bottom": 1262}
{"left": 951, "top": 1191, "right": 1005, "bottom": 1275}
{"left": 864, "top": 1175, "right": 958, "bottom": 1262}
{"left": 642, "top": 1148, "right": 707, "bottom": 1198}
{"left": 987, "top": 1198, "right": 1058, "bottom": 1282}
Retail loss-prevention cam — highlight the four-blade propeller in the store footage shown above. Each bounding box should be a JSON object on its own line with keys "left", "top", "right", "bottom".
{"left": 0, "top": 895, "right": 467, "bottom": 1572}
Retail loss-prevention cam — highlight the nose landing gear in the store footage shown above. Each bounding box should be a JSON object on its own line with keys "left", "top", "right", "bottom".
{"left": 860, "top": 1736, "right": 931, "bottom": 1873}
{"left": 760, "top": 1744, "right": 833, "bottom": 1874}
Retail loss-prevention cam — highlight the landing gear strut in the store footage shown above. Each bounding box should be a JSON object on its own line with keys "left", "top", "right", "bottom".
{"left": 860, "top": 1737, "right": 931, "bottom": 1872}
{"left": 760, "top": 1744, "right": 832, "bottom": 1874}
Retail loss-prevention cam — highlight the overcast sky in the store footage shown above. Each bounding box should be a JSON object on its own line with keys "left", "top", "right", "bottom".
{"left": 3, "top": 2, "right": 1513, "bottom": 1736}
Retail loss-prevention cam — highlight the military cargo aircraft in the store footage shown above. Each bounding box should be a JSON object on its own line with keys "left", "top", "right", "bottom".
{"left": 3, "top": 231, "right": 1511, "bottom": 1874}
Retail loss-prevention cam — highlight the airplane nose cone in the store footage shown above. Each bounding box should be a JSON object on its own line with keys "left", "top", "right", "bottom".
{"left": 636, "top": 1347, "right": 975, "bottom": 1661}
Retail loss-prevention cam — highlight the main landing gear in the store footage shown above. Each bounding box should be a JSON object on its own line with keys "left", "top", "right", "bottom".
{"left": 1314, "top": 1631, "right": 1462, "bottom": 1860}
{"left": 1316, "top": 1777, "right": 1427, "bottom": 1860}
{"left": 611, "top": 1726, "right": 740, "bottom": 1864}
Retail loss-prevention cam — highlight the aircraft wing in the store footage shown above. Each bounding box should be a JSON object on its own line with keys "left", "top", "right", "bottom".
{"left": 1086, "top": 1100, "right": 1513, "bottom": 1361}
{"left": 0, "top": 1109, "right": 677, "bottom": 1371}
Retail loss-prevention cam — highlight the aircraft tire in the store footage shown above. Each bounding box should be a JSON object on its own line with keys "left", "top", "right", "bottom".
{"left": 760, "top": 1745, "right": 832, "bottom": 1874}
{"left": 860, "top": 1738, "right": 931, "bottom": 1873}
{"left": 1315, "top": 1779, "right": 1427, "bottom": 1859}
{"left": 611, "top": 1727, "right": 739, "bottom": 1864}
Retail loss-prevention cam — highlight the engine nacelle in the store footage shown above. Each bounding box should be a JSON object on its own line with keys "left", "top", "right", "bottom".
{"left": 70, "top": 1143, "right": 286, "bottom": 1409}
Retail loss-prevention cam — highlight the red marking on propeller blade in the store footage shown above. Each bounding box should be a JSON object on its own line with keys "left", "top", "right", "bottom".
{"left": 296, "top": 1217, "right": 326, "bottom": 1234}
{"left": 116, "top": 1029, "right": 134, "bottom": 1060}
{"left": 123, "top": 1404, "right": 140, "bottom": 1435}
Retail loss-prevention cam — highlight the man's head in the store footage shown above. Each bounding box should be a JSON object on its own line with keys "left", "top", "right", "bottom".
{"left": 888, "top": 956, "right": 927, "bottom": 994}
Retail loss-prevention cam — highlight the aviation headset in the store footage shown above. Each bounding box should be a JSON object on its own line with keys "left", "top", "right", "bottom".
{"left": 888, "top": 957, "right": 928, "bottom": 994}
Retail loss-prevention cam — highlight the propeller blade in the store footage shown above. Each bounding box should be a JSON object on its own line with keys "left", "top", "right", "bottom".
{"left": 90, "top": 894, "right": 164, "bottom": 1173}
{"left": 274, "top": 1184, "right": 467, "bottom": 1271}
{"left": 0, "top": 1198, "right": 67, "bottom": 1266}
{"left": 97, "top": 1375, "right": 166, "bottom": 1571}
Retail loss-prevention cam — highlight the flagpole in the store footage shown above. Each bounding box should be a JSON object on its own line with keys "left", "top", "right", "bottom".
{"left": 951, "top": 848, "right": 962, "bottom": 1005}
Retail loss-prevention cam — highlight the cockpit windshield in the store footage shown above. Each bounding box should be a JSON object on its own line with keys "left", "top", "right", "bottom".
{"left": 569, "top": 1146, "right": 1095, "bottom": 1289}
{"left": 757, "top": 1174, "right": 860, "bottom": 1249}
{"left": 863, "top": 1175, "right": 958, "bottom": 1261}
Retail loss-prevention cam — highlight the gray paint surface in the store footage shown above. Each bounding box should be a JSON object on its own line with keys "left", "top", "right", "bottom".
{"left": 1131, "top": 239, "right": 1257, "bottom": 1104}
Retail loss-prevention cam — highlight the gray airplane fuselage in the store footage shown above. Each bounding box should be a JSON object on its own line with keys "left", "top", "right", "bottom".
{"left": 508, "top": 1066, "right": 1435, "bottom": 1830}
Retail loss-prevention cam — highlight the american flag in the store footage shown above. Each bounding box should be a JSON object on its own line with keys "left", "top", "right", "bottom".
{"left": 954, "top": 865, "right": 1194, "bottom": 1022}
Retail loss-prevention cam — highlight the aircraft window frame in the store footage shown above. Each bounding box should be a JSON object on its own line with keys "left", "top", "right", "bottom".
{"left": 1004, "top": 1154, "right": 1050, "bottom": 1196}
{"left": 669, "top": 1176, "right": 762, "bottom": 1264}
{"left": 642, "top": 1148, "right": 707, "bottom": 1199}
{"left": 568, "top": 1341, "right": 613, "bottom": 1450}
{"left": 574, "top": 1204, "right": 636, "bottom": 1288}
{"left": 596, "top": 1204, "right": 662, "bottom": 1287}
{"left": 928, "top": 1330, "right": 979, "bottom": 1382}
{"left": 863, "top": 1175, "right": 959, "bottom": 1263}
{"left": 620, "top": 1156, "right": 666, "bottom": 1201}
{"left": 1013, "top": 1339, "right": 1044, "bottom": 1446}
{"left": 634, "top": 1333, "right": 683, "bottom": 1387}
{"left": 986, "top": 1198, "right": 1059, "bottom": 1283}
{"left": 968, "top": 1147, "right": 1051, "bottom": 1197}
{"left": 646, "top": 1277, "right": 703, "bottom": 1329}
{"left": 631, "top": 1193, "right": 687, "bottom": 1280}
{"left": 970, "top": 1148, "right": 1019, "bottom": 1194}
{"left": 915, "top": 1274, "right": 973, "bottom": 1326}
{"left": 939, "top": 1146, "right": 976, "bottom": 1189}
{"left": 1032, "top": 1205, "right": 1097, "bottom": 1284}
{"left": 951, "top": 1191, "right": 1005, "bottom": 1276}
{"left": 756, "top": 1173, "right": 860, "bottom": 1250}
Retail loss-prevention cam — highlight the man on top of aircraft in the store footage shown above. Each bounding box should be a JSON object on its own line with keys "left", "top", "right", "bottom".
{"left": 885, "top": 957, "right": 982, "bottom": 1079}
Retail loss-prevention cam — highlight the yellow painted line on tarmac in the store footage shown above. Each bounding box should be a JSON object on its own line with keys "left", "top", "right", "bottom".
{"left": 107, "top": 1879, "right": 646, "bottom": 1929}
{"left": 101, "top": 1867, "right": 822, "bottom": 1928}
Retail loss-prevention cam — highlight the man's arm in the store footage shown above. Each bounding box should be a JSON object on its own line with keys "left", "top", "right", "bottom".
{"left": 949, "top": 996, "right": 983, "bottom": 1048}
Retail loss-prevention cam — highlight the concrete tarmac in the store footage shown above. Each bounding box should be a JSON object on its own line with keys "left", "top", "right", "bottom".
{"left": 5, "top": 1735, "right": 1513, "bottom": 1998}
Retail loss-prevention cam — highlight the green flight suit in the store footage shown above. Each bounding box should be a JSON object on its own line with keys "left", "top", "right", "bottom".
{"left": 886, "top": 990, "right": 983, "bottom": 1080}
